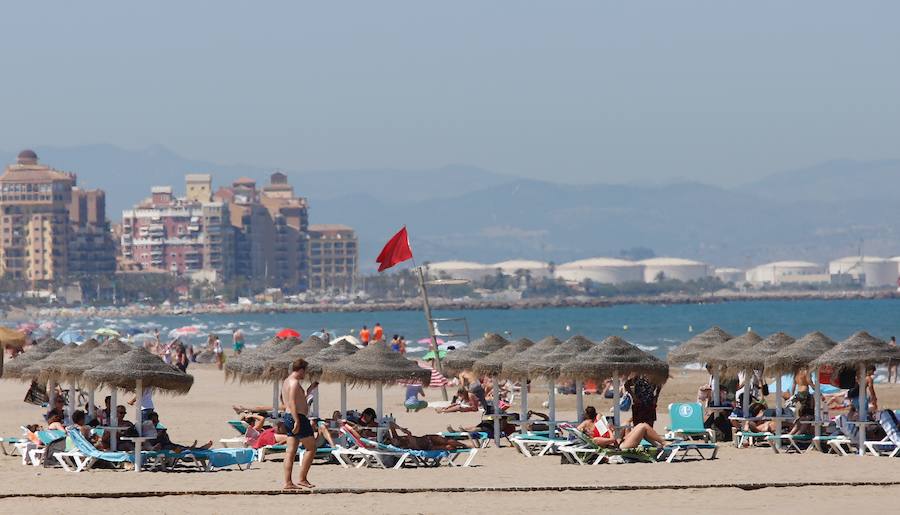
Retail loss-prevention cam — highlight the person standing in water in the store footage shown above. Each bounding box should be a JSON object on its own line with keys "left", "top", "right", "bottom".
{"left": 373, "top": 323, "right": 384, "bottom": 343}
{"left": 281, "top": 358, "right": 317, "bottom": 489}
{"left": 233, "top": 329, "right": 245, "bottom": 356}
{"left": 359, "top": 325, "right": 371, "bottom": 346}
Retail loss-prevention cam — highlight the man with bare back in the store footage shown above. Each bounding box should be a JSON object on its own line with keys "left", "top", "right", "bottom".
{"left": 281, "top": 358, "right": 318, "bottom": 489}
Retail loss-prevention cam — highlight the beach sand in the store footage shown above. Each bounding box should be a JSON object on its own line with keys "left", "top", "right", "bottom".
{"left": 1, "top": 364, "right": 897, "bottom": 514}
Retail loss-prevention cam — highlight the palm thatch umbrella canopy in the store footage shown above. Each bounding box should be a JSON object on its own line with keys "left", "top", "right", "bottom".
{"left": 561, "top": 335, "right": 670, "bottom": 384}
{"left": 322, "top": 342, "right": 430, "bottom": 387}
{"left": 667, "top": 326, "right": 733, "bottom": 366}
{"left": 501, "top": 336, "right": 563, "bottom": 379}
{"left": 809, "top": 331, "right": 900, "bottom": 371}
{"left": 725, "top": 332, "right": 795, "bottom": 374}
{"left": 58, "top": 339, "right": 133, "bottom": 385}
{"left": 472, "top": 338, "right": 535, "bottom": 377}
{"left": 442, "top": 332, "right": 510, "bottom": 375}
{"left": 28, "top": 339, "right": 102, "bottom": 384}
{"left": 528, "top": 335, "right": 595, "bottom": 379}
{"left": 764, "top": 331, "right": 837, "bottom": 374}
{"left": 305, "top": 339, "right": 359, "bottom": 379}
{"left": 703, "top": 331, "right": 763, "bottom": 373}
{"left": 20, "top": 342, "right": 77, "bottom": 382}
{"left": 225, "top": 336, "right": 292, "bottom": 380}
{"left": 83, "top": 347, "right": 193, "bottom": 395}
{"left": 234, "top": 337, "right": 301, "bottom": 383}
{"left": 3, "top": 337, "right": 64, "bottom": 379}
{"left": 261, "top": 336, "right": 332, "bottom": 381}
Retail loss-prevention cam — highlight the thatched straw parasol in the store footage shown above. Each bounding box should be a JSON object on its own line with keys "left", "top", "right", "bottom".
{"left": 500, "top": 336, "right": 563, "bottom": 379}
{"left": 703, "top": 331, "right": 762, "bottom": 372}
{"left": 261, "top": 336, "right": 331, "bottom": 382}
{"left": 306, "top": 339, "right": 359, "bottom": 379}
{"left": 19, "top": 343, "right": 78, "bottom": 382}
{"left": 667, "top": 326, "right": 732, "bottom": 366}
{"left": 235, "top": 337, "right": 299, "bottom": 384}
{"left": 561, "top": 335, "right": 670, "bottom": 385}
{"left": 527, "top": 335, "right": 595, "bottom": 379}
{"left": 809, "top": 331, "right": 900, "bottom": 371}
{"left": 725, "top": 332, "right": 795, "bottom": 375}
{"left": 3, "top": 337, "right": 64, "bottom": 379}
{"left": 83, "top": 347, "right": 194, "bottom": 395}
{"left": 30, "top": 339, "right": 101, "bottom": 384}
{"left": 58, "top": 339, "right": 133, "bottom": 385}
{"left": 322, "top": 342, "right": 431, "bottom": 387}
{"left": 224, "top": 336, "right": 295, "bottom": 381}
{"left": 0, "top": 327, "right": 27, "bottom": 378}
{"left": 764, "top": 331, "right": 836, "bottom": 375}
{"left": 472, "top": 338, "right": 535, "bottom": 377}
{"left": 442, "top": 332, "right": 510, "bottom": 374}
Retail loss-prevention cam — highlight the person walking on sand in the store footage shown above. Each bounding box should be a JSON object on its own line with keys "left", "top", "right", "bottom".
{"left": 281, "top": 358, "right": 318, "bottom": 489}
{"left": 233, "top": 329, "right": 245, "bottom": 356}
{"left": 359, "top": 325, "right": 371, "bottom": 346}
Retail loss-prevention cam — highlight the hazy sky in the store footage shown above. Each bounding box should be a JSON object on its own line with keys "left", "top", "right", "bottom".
{"left": 2, "top": 1, "right": 898, "bottom": 185}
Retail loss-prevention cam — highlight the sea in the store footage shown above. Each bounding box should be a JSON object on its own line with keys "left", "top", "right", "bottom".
{"left": 42, "top": 298, "right": 900, "bottom": 360}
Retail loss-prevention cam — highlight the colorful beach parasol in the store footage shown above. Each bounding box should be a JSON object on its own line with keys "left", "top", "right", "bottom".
{"left": 276, "top": 328, "right": 301, "bottom": 339}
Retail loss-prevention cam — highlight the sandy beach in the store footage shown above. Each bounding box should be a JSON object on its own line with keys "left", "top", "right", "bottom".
{"left": 2, "top": 364, "right": 898, "bottom": 514}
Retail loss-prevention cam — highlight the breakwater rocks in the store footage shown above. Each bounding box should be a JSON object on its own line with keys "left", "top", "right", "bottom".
{"left": 7, "top": 289, "right": 899, "bottom": 321}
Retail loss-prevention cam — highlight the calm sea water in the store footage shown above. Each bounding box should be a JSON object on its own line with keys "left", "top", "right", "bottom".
{"left": 50, "top": 298, "right": 900, "bottom": 359}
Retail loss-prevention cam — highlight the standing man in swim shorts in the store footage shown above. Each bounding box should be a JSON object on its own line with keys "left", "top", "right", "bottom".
{"left": 281, "top": 358, "right": 318, "bottom": 489}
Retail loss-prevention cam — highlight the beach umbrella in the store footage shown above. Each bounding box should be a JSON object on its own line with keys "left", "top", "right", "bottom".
{"left": 276, "top": 328, "right": 301, "bottom": 339}
{"left": 83, "top": 347, "right": 193, "bottom": 472}
{"left": 0, "top": 327, "right": 27, "bottom": 379}
{"left": 299, "top": 338, "right": 359, "bottom": 416}
{"left": 234, "top": 335, "right": 324, "bottom": 417}
{"left": 422, "top": 349, "right": 448, "bottom": 361}
{"left": 332, "top": 334, "right": 362, "bottom": 347}
{"left": 322, "top": 342, "right": 431, "bottom": 421}
{"left": 54, "top": 338, "right": 133, "bottom": 452}
{"left": 2, "top": 337, "right": 64, "bottom": 380}
{"left": 473, "top": 338, "right": 535, "bottom": 447}
{"left": 703, "top": 331, "right": 762, "bottom": 418}
{"left": 418, "top": 337, "right": 445, "bottom": 345}
{"left": 500, "top": 336, "right": 563, "bottom": 420}
{"left": 765, "top": 331, "right": 838, "bottom": 443}
{"left": 562, "top": 335, "right": 669, "bottom": 429}
{"left": 528, "top": 335, "right": 595, "bottom": 433}
{"left": 809, "top": 331, "right": 900, "bottom": 455}
{"left": 667, "top": 326, "right": 733, "bottom": 366}
{"left": 95, "top": 327, "right": 121, "bottom": 338}
{"left": 442, "top": 332, "right": 510, "bottom": 375}
{"left": 28, "top": 339, "right": 101, "bottom": 421}
{"left": 235, "top": 337, "right": 299, "bottom": 384}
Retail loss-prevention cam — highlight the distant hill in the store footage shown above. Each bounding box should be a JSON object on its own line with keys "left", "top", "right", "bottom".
{"left": 3, "top": 145, "right": 900, "bottom": 271}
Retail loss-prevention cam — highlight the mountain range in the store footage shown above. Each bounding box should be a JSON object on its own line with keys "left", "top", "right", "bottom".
{"left": 2, "top": 145, "right": 898, "bottom": 272}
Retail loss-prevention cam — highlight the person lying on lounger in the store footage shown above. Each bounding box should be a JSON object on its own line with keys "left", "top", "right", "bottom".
{"left": 435, "top": 387, "right": 480, "bottom": 413}
{"left": 145, "top": 412, "right": 212, "bottom": 451}
{"left": 576, "top": 406, "right": 666, "bottom": 449}
{"left": 383, "top": 423, "right": 470, "bottom": 451}
{"left": 240, "top": 413, "right": 290, "bottom": 449}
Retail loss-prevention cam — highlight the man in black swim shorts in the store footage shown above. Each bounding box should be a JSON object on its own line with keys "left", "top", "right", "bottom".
{"left": 281, "top": 358, "right": 319, "bottom": 489}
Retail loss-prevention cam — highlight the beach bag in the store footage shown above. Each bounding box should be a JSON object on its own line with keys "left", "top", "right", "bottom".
{"left": 24, "top": 381, "right": 48, "bottom": 406}
{"left": 618, "top": 393, "right": 632, "bottom": 412}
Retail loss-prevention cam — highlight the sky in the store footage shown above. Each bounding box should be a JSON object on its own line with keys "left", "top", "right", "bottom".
{"left": 1, "top": 1, "right": 898, "bottom": 186}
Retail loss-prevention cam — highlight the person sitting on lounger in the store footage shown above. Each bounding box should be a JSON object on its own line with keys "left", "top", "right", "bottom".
{"left": 522, "top": 410, "right": 550, "bottom": 432}
{"left": 145, "top": 411, "right": 212, "bottom": 451}
{"left": 435, "top": 387, "right": 479, "bottom": 413}
{"left": 69, "top": 409, "right": 96, "bottom": 443}
{"left": 447, "top": 413, "right": 519, "bottom": 441}
{"left": 577, "top": 406, "right": 666, "bottom": 449}
{"left": 99, "top": 405, "right": 135, "bottom": 451}
{"left": 46, "top": 410, "right": 66, "bottom": 431}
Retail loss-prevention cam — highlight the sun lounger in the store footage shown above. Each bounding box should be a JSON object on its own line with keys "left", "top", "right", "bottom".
{"left": 55, "top": 429, "right": 155, "bottom": 472}
{"left": 660, "top": 441, "right": 718, "bottom": 463}
{"left": 26, "top": 429, "right": 66, "bottom": 467}
{"left": 438, "top": 431, "right": 491, "bottom": 448}
{"left": 767, "top": 433, "right": 814, "bottom": 453}
{"left": 733, "top": 430, "right": 773, "bottom": 448}
{"left": 0, "top": 436, "right": 25, "bottom": 456}
{"left": 665, "top": 403, "right": 715, "bottom": 442}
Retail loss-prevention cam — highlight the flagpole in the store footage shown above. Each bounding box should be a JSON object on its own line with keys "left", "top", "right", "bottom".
{"left": 410, "top": 252, "right": 450, "bottom": 402}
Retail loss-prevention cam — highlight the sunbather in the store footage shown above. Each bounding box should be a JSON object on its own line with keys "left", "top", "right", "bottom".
{"left": 576, "top": 406, "right": 666, "bottom": 449}
{"left": 99, "top": 405, "right": 135, "bottom": 451}
{"left": 145, "top": 412, "right": 212, "bottom": 451}
{"left": 70, "top": 410, "right": 96, "bottom": 443}
{"left": 46, "top": 410, "right": 66, "bottom": 431}
{"left": 522, "top": 410, "right": 550, "bottom": 432}
{"left": 383, "top": 422, "right": 469, "bottom": 451}
{"left": 435, "top": 387, "right": 479, "bottom": 413}
{"left": 447, "top": 413, "right": 519, "bottom": 440}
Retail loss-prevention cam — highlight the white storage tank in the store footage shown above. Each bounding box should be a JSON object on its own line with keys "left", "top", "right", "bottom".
{"left": 491, "top": 260, "right": 551, "bottom": 280}
{"left": 554, "top": 257, "right": 644, "bottom": 285}
{"left": 426, "top": 261, "right": 495, "bottom": 283}
{"left": 745, "top": 261, "right": 824, "bottom": 285}
{"left": 639, "top": 257, "right": 710, "bottom": 283}
{"left": 829, "top": 256, "right": 897, "bottom": 288}
{"left": 714, "top": 267, "right": 745, "bottom": 284}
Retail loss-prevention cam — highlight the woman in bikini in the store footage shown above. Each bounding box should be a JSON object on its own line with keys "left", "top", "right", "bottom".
{"left": 576, "top": 406, "right": 666, "bottom": 449}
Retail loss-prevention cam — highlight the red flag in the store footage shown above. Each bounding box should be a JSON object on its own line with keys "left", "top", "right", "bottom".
{"left": 376, "top": 226, "right": 413, "bottom": 272}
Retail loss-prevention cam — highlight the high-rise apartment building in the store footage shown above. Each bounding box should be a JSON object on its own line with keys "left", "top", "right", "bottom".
{"left": 120, "top": 180, "right": 233, "bottom": 279}
{"left": 0, "top": 150, "right": 114, "bottom": 284}
{"left": 307, "top": 224, "right": 358, "bottom": 292}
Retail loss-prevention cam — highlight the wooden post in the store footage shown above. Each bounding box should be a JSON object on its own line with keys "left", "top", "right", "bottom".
{"left": 548, "top": 379, "right": 556, "bottom": 436}
{"left": 857, "top": 364, "right": 867, "bottom": 456}
{"left": 417, "top": 267, "right": 448, "bottom": 401}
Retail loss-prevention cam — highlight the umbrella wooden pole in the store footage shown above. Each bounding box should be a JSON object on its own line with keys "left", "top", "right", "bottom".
{"left": 857, "top": 364, "right": 867, "bottom": 456}
{"left": 109, "top": 388, "right": 118, "bottom": 452}
{"left": 613, "top": 375, "right": 621, "bottom": 437}
{"left": 340, "top": 382, "right": 347, "bottom": 418}
{"left": 742, "top": 369, "right": 751, "bottom": 419}
{"left": 493, "top": 379, "right": 501, "bottom": 448}
{"left": 813, "top": 370, "right": 823, "bottom": 440}
{"left": 548, "top": 379, "right": 556, "bottom": 436}
{"left": 271, "top": 382, "right": 280, "bottom": 418}
{"left": 774, "top": 372, "right": 782, "bottom": 451}
{"left": 88, "top": 390, "right": 95, "bottom": 420}
{"left": 312, "top": 389, "right": 320, "bottom": 418}
{"left": 520, "top": 381, "right": 528, "bottom": 421}
{"left": 48, "top": 382, "right": 57, "bottom": 414}
{"left": 376, "top": 383, "right": 383, "bottom": 420}
{"left": 575, "top": 380, "right": 584, "bottom": 420}
{"left": 134, "top": 379, "right": 143, "bottom": 473}
{"left": 711, "top": 371, "right": 721, "bottom": 405}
